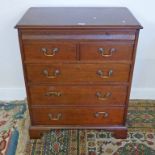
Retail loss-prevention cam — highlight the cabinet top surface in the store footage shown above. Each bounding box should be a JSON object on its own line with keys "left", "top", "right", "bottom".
{"left": 16, "top": 7, "right": 142, "bottom": 29}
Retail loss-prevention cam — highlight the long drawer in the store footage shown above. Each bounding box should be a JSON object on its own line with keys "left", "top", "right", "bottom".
{"left": 31, "top": 106, "right": 125, "bottom": 125}
{"left": 29, "top": 85, "right": 127, "bottom": 106}
{"left": 26, "top": 63, "right": 130, "bottom": 84}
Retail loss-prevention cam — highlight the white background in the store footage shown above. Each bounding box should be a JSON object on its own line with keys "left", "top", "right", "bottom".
{"left": 0, "top": 0, "right": 155, "bottom": 100}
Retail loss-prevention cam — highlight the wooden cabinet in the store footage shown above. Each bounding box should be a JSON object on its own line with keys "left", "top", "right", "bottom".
{"left": 15, "top": 7, "right": 142, "bottom": 139}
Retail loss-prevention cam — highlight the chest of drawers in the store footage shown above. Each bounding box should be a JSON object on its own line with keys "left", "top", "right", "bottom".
{"left": 15, "top": 7, "right": 142, "bottom": 139}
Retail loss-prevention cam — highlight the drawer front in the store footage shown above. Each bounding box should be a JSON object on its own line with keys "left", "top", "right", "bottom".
{"left": 80, "top": 42, "right": 134, "bottom": 61}
{"left": 29, "top": 85, "right": 127, "bottom": 106}
{"left": 22, "top": 30, "right": 136, "bottom": 41}
{"left": 23, "top": 41, "right": 77, "bottom": 61}
{"left": 31, "top": 107, "right": 125, "bottom": 125}
{"left": 26, "top": 63, "right": 130, "bottom": 84}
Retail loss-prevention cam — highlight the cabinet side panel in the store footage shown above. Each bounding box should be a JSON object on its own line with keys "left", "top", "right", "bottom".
{"left": 123, "top": 29, "right": 140, "bottom": 124}
{"left": 18, "top": 29, "right": 33, "bottom": 124}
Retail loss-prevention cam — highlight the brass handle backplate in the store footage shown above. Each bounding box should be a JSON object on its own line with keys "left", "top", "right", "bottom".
{"left": 95, "top": 112, "right": 109, "bottom": 118}
{"left": 97, "top": 69, "right": 113, "bottom": 79}
{"left": 41, "top": 47, "right": 59, "bottom": 57}
{"left": 45, "top": 91, "right": 62, "bottom": 97}
{"left": 48, "top": 113, "right": 62, "bottom": 120}
{"left": 98, "top": 48, "right": 116, "bottom": 57}
{"left": 43, "top": 69, "right": 60, "bottom": 79}
{"left": 96, "top": 92, "right": 112, "bottom": 100}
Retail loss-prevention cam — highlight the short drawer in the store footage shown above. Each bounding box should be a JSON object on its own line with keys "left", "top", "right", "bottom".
{"left": 80, "top": 41, "right": 134, "bottom": 61}
{"left": 26, "top": 63, "right": 130, "bottom": 84}
{"left": 31, "top": 107, "right": 125, "bottom": 125}
{"left": 23, "top": 41, "right": 77, "bottom": 61}
{"left": 29, "top": 85, "right": 127, "bottom": 106}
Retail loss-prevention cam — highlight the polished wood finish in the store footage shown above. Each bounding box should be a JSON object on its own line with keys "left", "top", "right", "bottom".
{"left": 16, "top": 7, "right": 142, "bottom": 139}
{"left": 29, "top": 126, "right": 128, "bottom": 139}
{"left": 22, "top": 30, "right": 136, "bottom": 41}
{"left": 80, "top": 41, "right": 134, "bottom": 61}
{"left": 26, "top": 63, "right": 130, "bottom": 84}
{"left": 113, "top": 127, "right": 128, "bottom": 139}
{"left": 15, "top": 7, "right": 142, "bottom": 29}
{"left": 29, "top": 85, "right": 127, "bottom": 106}
{"left": 31, "top": 107, "right": 125, "bottom": 125}
{"left": 23, "top": 41, "right": 77, "bottom": 61}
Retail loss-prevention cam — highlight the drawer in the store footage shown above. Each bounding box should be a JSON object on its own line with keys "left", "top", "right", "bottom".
{"left": 22, "top": 30, "right": 136, "bottom": 41}
{"left": 31, "top": 107, "right": 125, "bottom": 125}
{"left": 29, "top": 85, "right": 127, "bottom": 106}
{"left": 26, "top": 63, "right": 130, "bottom": 84}
{"left": 23, "top": 41, "right": 77, "bottom": 61}
{"left": 80, "top": 41, "right": 134, "bottom": 61}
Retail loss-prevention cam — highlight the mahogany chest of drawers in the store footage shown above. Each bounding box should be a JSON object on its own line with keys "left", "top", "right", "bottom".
{"left": 15, "top": 7, "right": 142, "bottom": 139}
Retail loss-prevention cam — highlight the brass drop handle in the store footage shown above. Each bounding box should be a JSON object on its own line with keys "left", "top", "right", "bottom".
{"left": 95, "top": 112, "right": 109, "bottom": 118}
{"left": 45, "top": 91, "right": 62, "bottom": 97}
{"left": 98, "top": 48, "right": 116, "bottom": 57}
{"left": 48, "top": 113, "right": 62, "bottom": 120}
{"left": 96, "top": 92, "right": 112, "bottom": 100}
{"left": 43, "top": 69, "right": 60, "bottom": 79}
{"left": 97, "top": 69, "right": 113, "bottom": 79}
{"left": 41, "top": 47, "right": 59, "bottom": 57}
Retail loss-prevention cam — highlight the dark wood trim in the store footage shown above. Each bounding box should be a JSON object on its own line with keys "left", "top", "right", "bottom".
{"left": 16, "top": 25, "right": 143, "bottom": 29}
{"left": 29, "top": 125, "right": 128, "bottom": 139}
